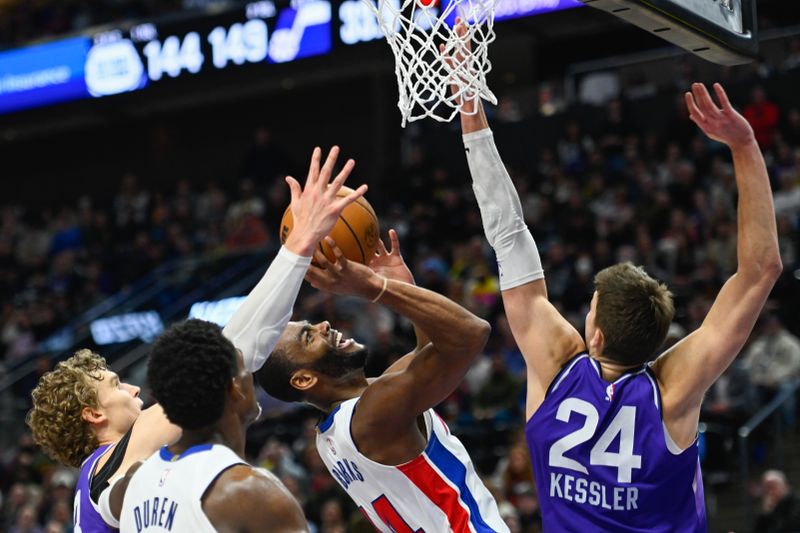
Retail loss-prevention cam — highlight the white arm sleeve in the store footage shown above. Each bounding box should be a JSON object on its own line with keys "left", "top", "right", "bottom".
{"left": 463, "top": 129, "right": 544, "bottom": 291}
{"left": 223, "top": 246, "right": 312, "bottom": 372}
{"left": 97, "top": 476, "right": 123, "bottom": 528}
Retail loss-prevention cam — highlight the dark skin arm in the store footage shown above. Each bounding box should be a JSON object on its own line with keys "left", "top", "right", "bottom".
{"left": 203, "top": 465, "right": 308, "bottom": 533}
{"left": 365, "top": 230, "right": 431, "bottom": 378}
{"left": 306, "top": 240, "right": 491, "bottom": 465}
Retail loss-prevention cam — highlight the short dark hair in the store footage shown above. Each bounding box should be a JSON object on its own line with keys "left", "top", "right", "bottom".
{"left": 147, "top": 319, "right": 238, "bottom": 429}
{"left": 594, "top": 262, "right": 674, "bottom": 365}
{"left": 255, "top": 347, "right": 304, "bottom": 403}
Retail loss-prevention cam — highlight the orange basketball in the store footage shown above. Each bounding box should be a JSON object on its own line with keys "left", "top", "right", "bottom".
{"left": 279, "top": 186, "right": 380, "bottom": 265}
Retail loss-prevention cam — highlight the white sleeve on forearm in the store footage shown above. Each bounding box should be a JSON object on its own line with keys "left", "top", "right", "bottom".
{"left": 223, "top": 246, "right": 311, "bottom": 372}
{"left": 463, "top": 128, "right": 544, "bottom": 291}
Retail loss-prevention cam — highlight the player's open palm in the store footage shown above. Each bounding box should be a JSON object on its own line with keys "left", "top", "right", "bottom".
{"left": 685, "top": 82, "right": 755, "bottom": 149}
{"left": 369, "top": 229, "right": 414, "bottom": 285}
{"left": 285, "top": 146, "right": 368, "bottom": 250}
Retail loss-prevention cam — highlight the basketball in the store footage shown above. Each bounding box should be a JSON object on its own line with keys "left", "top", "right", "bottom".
{"left": 280, "top": 186, "right": 380, "bottom": 265}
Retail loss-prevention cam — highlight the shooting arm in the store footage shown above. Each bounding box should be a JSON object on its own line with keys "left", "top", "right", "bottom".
{"left": 356, "top": 276, "right": 490, "bottom": 430}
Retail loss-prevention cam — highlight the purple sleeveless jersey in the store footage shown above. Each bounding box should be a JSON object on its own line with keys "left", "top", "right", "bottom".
{"left": 74, "top": 444, "right": 116, "bottom": 532}
{"left": 526, "top": 354, "right": 706, "bottom": 532}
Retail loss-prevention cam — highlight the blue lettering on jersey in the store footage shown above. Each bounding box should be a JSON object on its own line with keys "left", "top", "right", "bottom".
{"left": 329, "top": 459, "right": 364, "bottom": 489}
{"left": 133, "top": 497, "right": 178, "bottom": 531}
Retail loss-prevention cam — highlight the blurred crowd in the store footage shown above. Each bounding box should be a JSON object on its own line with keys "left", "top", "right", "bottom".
{"left": 2, "top": 43, "right": 800, "bottom": 533}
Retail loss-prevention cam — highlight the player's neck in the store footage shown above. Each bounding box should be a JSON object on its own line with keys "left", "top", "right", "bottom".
{"left": 94, "top": 423, "right": 127, "bottom": 447}
{"left": 314, "top": 378, "right": 368, "bottom": 413}
{"left": 591, "top": 354, "right": 643, "bottom": 382}
{"left": 171, "top": 417, "right": 245, "bottom": 458}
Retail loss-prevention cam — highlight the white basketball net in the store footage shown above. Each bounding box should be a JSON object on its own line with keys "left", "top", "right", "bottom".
{"left": 362, "top": 0, "right": 498, "bottom": 126}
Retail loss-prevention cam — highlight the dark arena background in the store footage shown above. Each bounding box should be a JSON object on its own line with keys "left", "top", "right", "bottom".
{"left": 1, "top": 0, "right": 800, "bottom": 531}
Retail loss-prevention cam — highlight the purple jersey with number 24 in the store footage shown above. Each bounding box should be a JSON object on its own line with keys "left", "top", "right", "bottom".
{"left": 526, "top": 353, "right": 706, "bottom": 532}
{"left": 74, "top": 444, "right": 116, "bottom": 532}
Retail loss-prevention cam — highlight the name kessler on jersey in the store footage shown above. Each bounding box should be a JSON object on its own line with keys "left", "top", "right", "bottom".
{"left": 549, "top": 472, "right": 639, "bottom": 511}
{"left": 130, "top": 497, "right": 178, "bottom": 531}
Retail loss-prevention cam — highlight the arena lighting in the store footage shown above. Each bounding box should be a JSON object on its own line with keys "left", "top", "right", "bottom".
{"left": 90, "top": 311, "right": 165, "bottom": 345}
{"left": 188, "top": 296, "right": 247, "bottom": 327}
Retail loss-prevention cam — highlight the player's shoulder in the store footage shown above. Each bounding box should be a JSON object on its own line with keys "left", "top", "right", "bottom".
{"left": 203, "top": 464, "right": 307, "bottom": 532}
{"left": 207, "top": 464, "right": 294, "bottom": 505}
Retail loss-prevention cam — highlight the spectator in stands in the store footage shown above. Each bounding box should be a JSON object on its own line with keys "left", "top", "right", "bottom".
{"left": 473, "top": 352, "right": 523, "bottom": 423}
{"left": 741, "top": 313, "right": 800, "bottom": 426}
{"left": 743, "top": 86, "right": 781, "bottom": 150}
{"left": 755, "top": 470, "right": 800, "bottom": 532}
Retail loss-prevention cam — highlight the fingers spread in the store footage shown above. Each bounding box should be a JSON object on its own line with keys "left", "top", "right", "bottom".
{"left": 328, "top": 159, "right": 356, "bottom": 195}
{"left": 306, "top": 147, "right": 321, "bottom": 189}
{"left": 692, "top": 83, "right": 720, "bottom": 116}
{"left": 388, "top": 229, "right": 400, "bottom": 254}
{"left": 713, "top": 82, "right": 733, "bottom": 111}
{"left": 685, "top": 92, "right": 704, "bottom": 123}
{"left": 325, "top": 237, "right": 346, "bottom": 264}
{"left": 319, "top": 146, "right": 341, "bottom": 189}
{"left": 333, "top": 184, "right": 368, "bottom": 212}
{"left": 285, "top": 176, "right": 301, "bottom": 204}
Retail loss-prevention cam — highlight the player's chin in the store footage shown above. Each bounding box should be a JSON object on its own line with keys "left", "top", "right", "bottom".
{"left": 343, "top": 340, "right": 365, "bottom": 354}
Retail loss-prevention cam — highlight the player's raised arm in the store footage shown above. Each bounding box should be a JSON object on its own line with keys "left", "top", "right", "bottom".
{"left": 449, "top": 20, "right": 584, "bottom": 419}
{"left": 366, "top": 230, "right": 431, "bottom": 376}
{"left": 653, "top": 83, "right": 782, "bottom": 447}
{"left": 305, "top": 241, "right": 490, "bottom": 445}
{"left": 223, "top": 146, "right": 367, "bottom": 373}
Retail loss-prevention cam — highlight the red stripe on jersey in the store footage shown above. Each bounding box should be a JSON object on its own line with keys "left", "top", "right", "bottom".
{"left": 397, "top": 454, "right": 471, "bottom": 532}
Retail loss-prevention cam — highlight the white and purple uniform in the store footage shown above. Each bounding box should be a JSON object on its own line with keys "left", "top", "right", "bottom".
{"left": 316, "top": 398, "right": 509, "bottom": 533}
{"left": 526, "top": 353, "right": 706, "bottom": 532}
{"left": 75, "top": 444, "right": 116, "bottom": 532}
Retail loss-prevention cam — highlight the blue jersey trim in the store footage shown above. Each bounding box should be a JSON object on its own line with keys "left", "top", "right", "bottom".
{"left": 425, "top": 432, "right": 496, "bottom": 533}
{"left": 318, "top": 404, "right": 341, "bottom": 433}
{"left": 158, "top": 443, "right": 214, "bottom": 462}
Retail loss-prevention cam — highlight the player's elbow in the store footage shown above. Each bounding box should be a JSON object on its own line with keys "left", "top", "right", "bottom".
{"left": 464, "top": 318, "right": 491, "bottom": 353}
{"left": 743, "top": 250, "right": 782, "bottom": 285}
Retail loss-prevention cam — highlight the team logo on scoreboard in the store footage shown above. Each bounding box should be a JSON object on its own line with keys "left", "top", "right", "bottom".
{"left": 85, "top": 40, "right": 146, "bottom": 97}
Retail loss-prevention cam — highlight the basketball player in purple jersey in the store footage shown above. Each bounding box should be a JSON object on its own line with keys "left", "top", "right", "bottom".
{"left": 26, "top": 146, "right": 367, "bottom": 531}
{"left": 456, "top": 62, "right": 781, "bottom": 530}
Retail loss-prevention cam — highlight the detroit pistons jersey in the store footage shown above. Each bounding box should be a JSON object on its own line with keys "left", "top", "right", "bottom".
{"left": 316, "top": 398, "right": 509, "bottom": 533}
{"left": 119, "top": 444, "right": 245, "bottom": 533}
{"left": 75, "top": 443, "right": 115, "bottom": 532}
{"left": 526, "top": 353, "right": 706, "bottom": 532}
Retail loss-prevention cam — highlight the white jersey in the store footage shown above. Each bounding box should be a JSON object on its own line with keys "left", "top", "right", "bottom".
{"left": 316, "top": 398, "right": 509, "bottom": 533}
{"left": 119, "top": 444, "right": 245, "bottom": 533}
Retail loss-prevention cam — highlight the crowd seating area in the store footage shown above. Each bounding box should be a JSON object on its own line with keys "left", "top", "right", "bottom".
{"left": 1, "top": 42, "right": 800, "bottom": 533}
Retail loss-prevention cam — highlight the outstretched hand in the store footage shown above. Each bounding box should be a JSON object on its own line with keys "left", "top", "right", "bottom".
{"left": 305, "top": 238, "right": 383, "bottom": 300}
{"left": 440, "top": 18, "right": 488, "bottom": 133}
{"left": 369, "top": 229, "right": 414, "bottom": 285}
{"left": 685, "top": 83, "right": 755, "bottom": 150}
{"left": 283, "top": 146, "right": 368, "bottom": 257}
